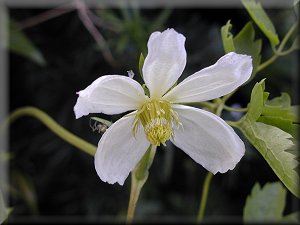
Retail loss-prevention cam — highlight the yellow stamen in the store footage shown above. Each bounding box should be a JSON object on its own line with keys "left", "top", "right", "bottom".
{"left": 133, "top": 99, "right": 181, "bottom": 146}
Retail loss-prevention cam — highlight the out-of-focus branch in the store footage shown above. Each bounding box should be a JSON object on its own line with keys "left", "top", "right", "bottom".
{"left": 75, "top": 0, "right": 117, "bottom": 67}
{"left": 17, "top": 3, "right": 75, "bottom": 30}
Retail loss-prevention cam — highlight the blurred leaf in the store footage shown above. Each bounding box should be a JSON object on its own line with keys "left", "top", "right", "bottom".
{"left": 9, "top": 19, "right": 46, "bottom": 66}
{"left": 139, "top": 52, "right": 144, "bottom": 78}
{"left": 282, "top": 211, "right": 300, "bottom": 223}
{"left": 14, "top": 172, "right": 39, "bottom": 214}
{"left": 0, "top": 189, "right": 8, "bottom": 224}
{"left": 221, "top": 20, "right": 235, "bottom": 53}
{"left": 243, "top": 182, "right": 286, "bottom": 223}
{"left": 294, "top": 0, "right": 299, "bottom": 17}
{"left": 291, "top": 36, "right": 299, "bottom": 50}
{"left": 149, "top": 9, "right": 172, "bottom": 32}
{"left": 221, "top": 21, "right": 262, "bottom": 80}
{"left": 241, "top": 0, "right": 280, "bottom": 47}
{"left": 236, "top": 80, "right": 300, "bottom": 198}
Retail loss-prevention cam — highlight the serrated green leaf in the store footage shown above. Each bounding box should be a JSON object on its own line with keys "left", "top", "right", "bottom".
{"left": 246, "top": 79, "right": 265, "bottom": 121}
{"left": 247, "top": 82, "right": 299, "bottom": 139}
{"left": 9, "top": 19, "right": 46, "bottom": 66}
{"left": 139, "top": 52, "right": 145, "bottom": 78}
{"left": 237, "top": 120, "right": 299, "bottom": 198}
{"left": 258, "top": 93, "right": 299, "bottom": 139}
{"left": 241, "top": 0, "right": 280, "bottom": 47}
{"left": 221, "top": 20, "right": 235, "bottom": 53}
{"left": 243, "top": 182, "right": 287, "bottom": 223}
{"left": 237, "top": 80, "right": 300, "bottom": 197}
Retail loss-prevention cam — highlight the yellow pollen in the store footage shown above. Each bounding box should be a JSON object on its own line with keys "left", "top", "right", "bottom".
{"left": 133, "top": 99, "right": 180, "bottom": 146}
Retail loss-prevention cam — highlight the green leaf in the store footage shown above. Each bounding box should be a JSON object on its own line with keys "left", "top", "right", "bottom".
{"left": 246, "top": 81, "right": 299, "bottom": 139}
{"left": 243, "top": 182, "right": 287, "bottom": 223}
{"left": 221, "top": 21, "right": 262, "bottom": 80}
{"left": 246, "top": 79, "right": 266, "bottom": 121}
{"left": 241, "top": 0, "right": 280, "bottom": 47}
{"left": 221, "top": 20, "right": 235, "bottom": 53}
{"left": 236, "top": 80, "right": 300, "bottom": 198}
{"left": 233, "top": 22, "right": 262, "bottom": 80}
{"left": 134, "top": 145, "right": 152, "bottom": 180}
{"left": 258, "top": 93, "right": 299, "bottom": 139}
{"left": 237, "top": 120, "right": 299, "bottom": 198}
{"left": 139, "top": 52, "right": 145, "bottom": 78}
{"left": 9, "top": 19, "right": 46, "bottom": 66}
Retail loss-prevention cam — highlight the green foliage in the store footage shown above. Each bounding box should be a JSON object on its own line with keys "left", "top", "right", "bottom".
{"left": 221, "top": 21, "right": 262, "bottom": 80}
{"left": 235, "top": 80, "right": 300, "bottom": 198}
{"left": 241, "top": 0, "right": 280, "bottom": 47}
{"left": 9, "top": 19, "right": 46, "bottom": 66}
{"left": 243, "top": 182, "right": 299, "bottom": 223}
{"left": 258, "top": 93, "right": 299, "bottom": 139}
{"left": 220, "top": 20, "right": 235, "bottom": 53}
{"left": 0, "top": 189, "right": 8, "bottom": 224}
{"left": 134, "top": 145, "right": 152, "bottom": 180}
{"left": 139, "top": 52, "right": 145, "bottom": 78}
{"left": 97, "top": 8, "right": 171, "bottom": 55}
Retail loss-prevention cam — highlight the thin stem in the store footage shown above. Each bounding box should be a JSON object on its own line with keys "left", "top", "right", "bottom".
{"left": 257, "top": 54, "right": 278, "bottom": 72}
{"left": 75, "top": 0, "right": 117, "bottom": 67}
{"left": 277, "top": 22, "right": 298, "bottom": 53}
{"left": 126, "top": 145, "right": 156, "bottom": 224}
{"left": 223, "top": 105, "right": 248, "bottom": 112}
{"left": 17, "top": 3, "right": 75, "bottom": 30}
{"left": 258, "top": 22, "right": 298, "bottom": 72}
{"left": 196, "top": 101, "right": 216, "bottom": 110}
{"left": 196, "top": 172, "right": 213, "bottom": 223}
{"left": 5, "top": 106, "right": 96, "bottom": 156}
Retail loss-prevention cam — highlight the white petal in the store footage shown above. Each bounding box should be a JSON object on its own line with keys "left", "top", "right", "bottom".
{"left": 95, "top": 114, "right": 150, "bottom": 185}
{"left": 143, "top": 28, "right": 186, "bottom": 98}
{"left": 171, "top": 105, "right": 245, "bottom": 174}
{"left": 74, "top": 75, "right": 147, "bottom": 118}
{"left": 163, "top": 52, "right": 252, "bottom": 103}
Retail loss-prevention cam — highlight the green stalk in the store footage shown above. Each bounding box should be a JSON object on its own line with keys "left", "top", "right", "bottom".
{"left": 4, "top": 106, "right": 96, "bottom": 156}
{"left": 126, "top": 145, "right": 156, "bottom": 224}
{"left": 196, "top": 172, "right": 213, "bottom": 223}
{"left": 258, "top": 22, "right": 298, "bottom": 72}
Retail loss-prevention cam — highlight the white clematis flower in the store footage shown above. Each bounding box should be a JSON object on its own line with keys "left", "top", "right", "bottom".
{"left": 74, "top": 28, "right": 253, "bottom": 185}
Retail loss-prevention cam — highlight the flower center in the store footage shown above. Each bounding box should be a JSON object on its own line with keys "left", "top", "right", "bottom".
{"left": 133, "top": 99, "right": 180, "bottom": 146}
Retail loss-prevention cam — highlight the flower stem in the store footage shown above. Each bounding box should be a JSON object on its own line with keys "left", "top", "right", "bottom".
{"left": 196, "top": 172, "right": 213, "bottom": 223}
{"left": 4, "top": 106, "right": 96, "bottom": 156}
{"left": 126, "top": 145, "right": 156, "bottom": 224}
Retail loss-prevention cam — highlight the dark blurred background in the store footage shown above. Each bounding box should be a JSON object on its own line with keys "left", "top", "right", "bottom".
{"left": 5, "top": 1, "right": 299, "bottom": 224}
